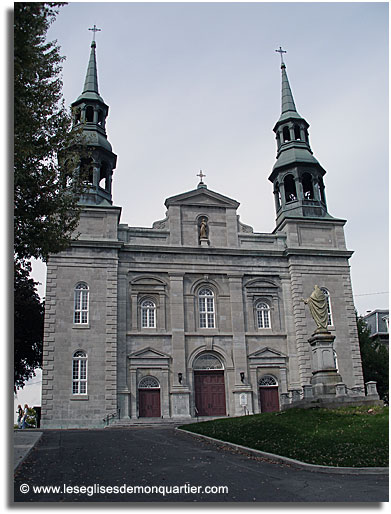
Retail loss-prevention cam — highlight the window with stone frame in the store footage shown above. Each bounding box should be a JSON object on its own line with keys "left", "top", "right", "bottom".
{"left": 198, "top": 288, "right": 215, "bottom": 328}
{"left": 72, "top": 350, "right": 87, "bottom": 395}
{"left": 256, "top": 301, "right": 271, "bottom": 329}
{"left": 320, "top": 287, "right": 333, "bottom": 327}
{"left": 74, "top": 282, "right": 89, "bottom": 324}
{"left": 141, "top": 299, "right": 156, "bottom": 328}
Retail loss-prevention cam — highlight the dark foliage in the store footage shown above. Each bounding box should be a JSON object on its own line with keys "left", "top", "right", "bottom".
{"left": 357, "top": 315, "right": 389, "bottom": 401}
{"left": 14, "top": 262, "right": 44, "bottom": 390}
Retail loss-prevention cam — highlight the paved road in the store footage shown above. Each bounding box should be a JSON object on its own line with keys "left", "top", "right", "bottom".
{"left": 14, "top": 427, "right": 388, "bottom": 503}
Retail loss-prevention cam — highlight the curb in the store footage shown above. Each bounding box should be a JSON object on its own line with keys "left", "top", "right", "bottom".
{"left": 176, "top": 428, "right": 389, "bottom": 475}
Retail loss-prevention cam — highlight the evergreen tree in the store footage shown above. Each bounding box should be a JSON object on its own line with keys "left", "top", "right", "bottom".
{"left": 14, "top": 3, "right": 88, "bottom": 388}
{"left": 14, "top": 2, "right": 87, "bottom": 265}
{"left": 357, "top": 315, "right": 389, "bottom": 401}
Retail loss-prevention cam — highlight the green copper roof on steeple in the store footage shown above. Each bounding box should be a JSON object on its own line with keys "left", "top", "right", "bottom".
{"left": 281, "top": 63, "right": 297, "bottom": 115}
{"left": 74, "top": 39, "right": 105, "bottom": 104}
{"left": 83, "top": 40, "right": 99, "bottom": 94}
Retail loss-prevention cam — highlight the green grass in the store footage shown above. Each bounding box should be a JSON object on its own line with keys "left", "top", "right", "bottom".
{"left": 180, "top": 405, "right": 389, "bottom": 467}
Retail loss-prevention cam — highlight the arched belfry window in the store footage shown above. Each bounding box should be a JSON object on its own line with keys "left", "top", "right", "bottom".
{"left": 141, "top": 300, "right": 156, "bottom": 328}
{"left": 294, "top": 124, "right": 301, "bottom": 140}
{"left": 302, "top": 173, "right": 314, "bottom": 199}
{"left": 198, "top": 288, "right": 215, "bottom": 328}
{"left": 193, "top": 353, "right": 223, "bottom": 370}
{"left": 86, "top": 105, "right": 94, "bottom": 122}
{"left": 284, "top": 174, "right": 297, "bottom": 203}
{"left": 256, "top": 301, "right": 271, "bottom": 329}
{"left": 72, "top": 351, "right": 87, "bottom": 395}
{"left": 74, "top": 282, "right": 89, "bottom": 324}
{"left": 282, "top": 126, "right": 291, "bottom": 142}
{"left": 320, "top": 288, "right": 333, "bottom": 326}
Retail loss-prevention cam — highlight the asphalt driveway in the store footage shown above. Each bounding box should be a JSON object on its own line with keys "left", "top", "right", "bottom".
{"left": 14, "top": 427, "right": 388, "bottom": 502}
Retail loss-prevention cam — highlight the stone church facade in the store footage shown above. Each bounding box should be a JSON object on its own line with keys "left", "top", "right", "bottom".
{"left": 41, "top": 40, "right": 365, "bottom": 428}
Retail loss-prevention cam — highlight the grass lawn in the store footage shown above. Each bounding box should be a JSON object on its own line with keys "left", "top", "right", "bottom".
{"left": 179, "top": 405, "right": 389, "bottom": 467}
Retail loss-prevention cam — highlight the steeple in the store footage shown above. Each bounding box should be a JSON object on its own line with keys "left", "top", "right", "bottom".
{"left": 71, "top": 29, "right": 117, "bottom": 206}
{"left": 269, "top": 49, "right": 329, "bottom": 226}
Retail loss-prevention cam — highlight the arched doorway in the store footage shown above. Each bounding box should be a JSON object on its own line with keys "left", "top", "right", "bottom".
{"left": 193, "top": 354, "right": 226, "bottom": 416}
{"left": 259, "top": 375, "right": 279, "bottom": 413}
{"left": 138, "top": 376, "right": 161, "bottom": 418}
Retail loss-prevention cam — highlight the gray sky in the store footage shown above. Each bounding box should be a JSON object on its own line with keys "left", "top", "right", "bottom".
{"left": 31, "top": 1, "right": 389, "bottom": 319}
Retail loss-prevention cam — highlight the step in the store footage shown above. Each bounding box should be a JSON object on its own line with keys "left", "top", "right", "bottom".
{"left": 105, "top": 416, "right": 228, "bottom": 428}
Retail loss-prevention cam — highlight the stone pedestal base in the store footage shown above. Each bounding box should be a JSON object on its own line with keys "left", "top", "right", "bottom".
{"left": 309, "top": 331, "right": 342, "bottom": 397}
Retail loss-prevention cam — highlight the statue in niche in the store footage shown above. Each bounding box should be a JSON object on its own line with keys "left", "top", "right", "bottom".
{"left": 302, "top": 285, "right": 329, "bottom": 334}
{"left": 199, "top": 218, "right": 209, "bottom": 240}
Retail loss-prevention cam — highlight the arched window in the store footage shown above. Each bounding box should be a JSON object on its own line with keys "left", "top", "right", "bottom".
{"left": 139, "top": 376, "right": 160, "bottom": 389}
{"left": 284, "top": 174, "right": 297, "bottom": 202}
{"left": 259, "top": 375, "right": 278, "bottom": 387}
{"left": 72, "top": 351, "right": 87, "bottom": 395}
{"left": 199, "top": 288, "right": 215, "bottom": 328}
{"left": 256, "top": 301, "right": 271, "bottom": 329}
{"left": 141, "top": 300, "right": 156, "bottom": 328}
{"left": 302, "top": 173, "right": 314, "bottom": 199}
{"left": 294, "top": 124, "right": 301, "bottom": 140}
{"left": 193, "top": 353, "right": 223, "bottom": 370}
{"left": 283, "top": 126, "right": 291, "bottom": 142}
{"left": 74, "top": 282, "right": 89, "bottom": 324}
{"left": 320, "top": 288, "right": 333, "bottom": 326}
{"left": 86, "top": 105, "right": 94, "bottom": 122}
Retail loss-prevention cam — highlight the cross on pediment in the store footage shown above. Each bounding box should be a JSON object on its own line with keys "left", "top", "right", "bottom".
{"left": 197, "top": 170, "right": 206, "bottom": 184}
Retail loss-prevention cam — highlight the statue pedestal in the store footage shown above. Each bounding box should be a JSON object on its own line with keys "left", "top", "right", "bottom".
{"left": 200, "top": 238, "right": 209, "bottom": 247}
{"left": 309, "top": 331, "right": 342, "bottom": 397}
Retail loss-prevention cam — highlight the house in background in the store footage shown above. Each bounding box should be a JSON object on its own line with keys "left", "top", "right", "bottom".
{"left": 363, "top": 310, "right": 389, "bottom": 347}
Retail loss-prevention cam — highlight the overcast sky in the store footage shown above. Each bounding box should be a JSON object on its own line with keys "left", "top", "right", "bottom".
{"left": 37, "top": 1, "right": 389, "bottom": 317}
{"left": 11, "top": 0, "right": 390, "bottom": 421}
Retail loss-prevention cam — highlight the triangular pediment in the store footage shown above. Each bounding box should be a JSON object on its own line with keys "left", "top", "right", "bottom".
{"left": 248, "top": 347, "right": 287, "bottom": 359}
{"left": 165, "top": 187, "right": 240, "bottom": 209}
{"left": 128, "top": 347, "right": 171, "bottom": 360}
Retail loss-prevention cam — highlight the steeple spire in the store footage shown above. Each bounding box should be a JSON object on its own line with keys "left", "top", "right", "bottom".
{"left": 83, "top": 39, "right": 100, "bottom": 95}
{"left": 70, "top": 30, "right": 117, "bottom": 206}
{"left": 268, "top": 50, "right": 330, "bottom": 226}
{"left": 280, "top": 63, "right": 297, "bottom": 116}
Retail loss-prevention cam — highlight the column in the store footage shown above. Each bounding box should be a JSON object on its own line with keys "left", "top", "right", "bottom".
{"left": 169, "top": 273, "right": 190, "bottom": 417}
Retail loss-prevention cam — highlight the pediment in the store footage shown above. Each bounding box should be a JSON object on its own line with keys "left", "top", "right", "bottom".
{"left": 248, "top": 347, "right": 287, "bottom": 360}
{"left": 128, "top": 347, "right": 171, "bottom": 360}
{"left": 165, "top": 187, "right": 240, "bottom": 210}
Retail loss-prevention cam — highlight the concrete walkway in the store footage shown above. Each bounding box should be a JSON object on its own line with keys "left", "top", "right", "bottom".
{"left": 14, "top": 430, "right": 43, "bottom": 471}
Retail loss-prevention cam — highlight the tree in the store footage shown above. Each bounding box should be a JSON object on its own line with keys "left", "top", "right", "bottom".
{"left": 14, "top": 262, "right": 44, "bottom": 390}
{"left": 14, "top": 2, "right": 87, "bottom": 266}
{"left": 357, "top": 315, "right": 389, "bottom": 401}
{"left": 14, "top": 3, "right": 88, "bottom": 389}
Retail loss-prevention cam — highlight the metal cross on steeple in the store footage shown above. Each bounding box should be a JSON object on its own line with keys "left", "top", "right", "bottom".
{"left": 197, "top": 170, "right": 206, "bottom": 184}
{"left": 88, "top": 24, "right": 101, "bottom": 42}
{"left": 275, "top": 46, "right": 287, "bottom": 66}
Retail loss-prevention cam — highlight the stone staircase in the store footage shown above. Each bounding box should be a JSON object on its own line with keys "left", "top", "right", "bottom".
{"left": 105, "top": 416, "right": 228, "bottom": 429}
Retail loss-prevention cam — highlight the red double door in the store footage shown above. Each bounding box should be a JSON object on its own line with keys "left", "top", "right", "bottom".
{"left": 194, "top": 371, "right": 226, "bottom": 416}
{"left": 259, "top": 387, "right": 279, "bottom": 412}
{"left": 139, "top": 389, "right": 161, "bottom": 417}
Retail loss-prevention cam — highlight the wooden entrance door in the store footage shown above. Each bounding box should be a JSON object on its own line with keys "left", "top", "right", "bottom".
{"left": 259, "top": 387, "right": 279, "bottom": 412}
{"left": 139, "top": 389, "right": 161, "bottom": 417}
{"left": 194, "top": 371, "right": 226, "bottom": 416}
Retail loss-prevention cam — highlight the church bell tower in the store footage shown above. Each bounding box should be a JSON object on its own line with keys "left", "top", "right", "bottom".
{"left": 71, "top": 27, "right": 117, "bottom": 205}
{"left": 269, "top": 49, "right": 330, "bottom": 229}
